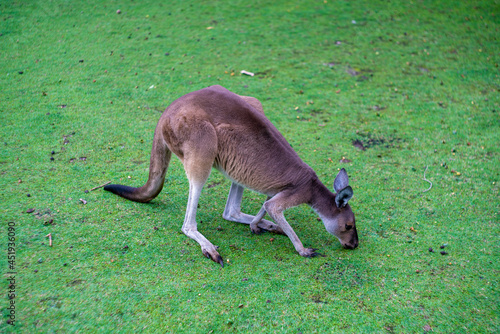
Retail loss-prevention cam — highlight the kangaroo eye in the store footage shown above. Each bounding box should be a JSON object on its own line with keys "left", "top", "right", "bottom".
{"left": 345, "top": 224, "right": 353, "bottom": 230}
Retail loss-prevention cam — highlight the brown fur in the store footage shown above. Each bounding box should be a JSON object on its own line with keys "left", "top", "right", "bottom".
{"left": 104, "top": 85, "right": 358, "bottom": 266}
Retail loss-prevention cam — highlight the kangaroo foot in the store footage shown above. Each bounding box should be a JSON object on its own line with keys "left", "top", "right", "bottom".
{"left": 202, "top": 245, "right": 224, "bottom": 267}
{"left": 258, "top": 221, "right": 285, "bottom": 235}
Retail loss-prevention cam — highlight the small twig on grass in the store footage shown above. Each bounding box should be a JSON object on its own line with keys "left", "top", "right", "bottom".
{"left": 240, "top": 70, "right": 255, "bottom": 76}
{"left": 422, "top": 166, "right": 433, "bottom": 193}
{"left": 90, "top": 181, "right": 111, "bottom": 191}
{"left": 46, "top": 233, "right": 52, "bottom": 247}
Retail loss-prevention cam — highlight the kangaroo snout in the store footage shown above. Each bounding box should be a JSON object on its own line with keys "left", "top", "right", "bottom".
{"left": 342, "top": 240, "right": 358, "bottom": 250}
{"left": 342, "top": 228, "right": 359, "bottom": 249}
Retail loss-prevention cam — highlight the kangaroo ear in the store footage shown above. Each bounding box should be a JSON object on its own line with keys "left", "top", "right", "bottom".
{"left": 334, "top": 169, "right": 353, "bottom": 208}
{"left": 335, "top": 186, "right": 353, "bottom": 208}
{"left": 333, "top": 168, "right": 349, "bottom": 193}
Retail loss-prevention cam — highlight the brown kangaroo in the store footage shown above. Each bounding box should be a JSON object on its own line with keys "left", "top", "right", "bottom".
{"left": 104, "top": 85, "right": 358, "bottom": 266}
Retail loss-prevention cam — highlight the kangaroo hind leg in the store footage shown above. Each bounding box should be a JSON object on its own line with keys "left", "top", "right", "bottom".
{"left": 179, "top": 122, "right": 224, "bottom": 266}
{"left": 222, "top": 183, "right": 284, "bottom": 234}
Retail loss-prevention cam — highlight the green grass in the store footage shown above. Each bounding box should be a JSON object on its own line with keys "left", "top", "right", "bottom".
{"left": 1, "top": 0, "right": 499, "bottom": 332}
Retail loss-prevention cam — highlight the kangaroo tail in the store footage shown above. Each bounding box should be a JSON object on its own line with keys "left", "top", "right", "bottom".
{"left": 104, "top": 128, "right": 171, "bottom": 203}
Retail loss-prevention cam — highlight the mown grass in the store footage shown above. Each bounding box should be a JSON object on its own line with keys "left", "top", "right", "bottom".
{"left": 1, "top": 0, "right": 499, "bottom": 332}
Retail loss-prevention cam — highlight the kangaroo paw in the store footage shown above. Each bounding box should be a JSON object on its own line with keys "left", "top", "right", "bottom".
{"left": 299, "top": 248, "right": 321, "bottom": 258}
{"left": 202, "top": 247, "right": 224, "bottom": 267}
{"left": 250, "top": 224, "right": 263, "bottom": 234}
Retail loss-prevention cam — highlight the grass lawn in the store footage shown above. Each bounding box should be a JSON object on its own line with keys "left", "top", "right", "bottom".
{"left": 1, "top": 0, "right": 498, "bottom": 332}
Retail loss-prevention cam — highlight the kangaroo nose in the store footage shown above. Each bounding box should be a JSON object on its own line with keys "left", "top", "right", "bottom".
{"left": 343, "top": 242, "right": 357, "bottom": 250}
{"left": 343, "top": 237, "right": 358, "bottom": 249}
{"left": 345, "top": 228, "right": 359, "bottom": 249}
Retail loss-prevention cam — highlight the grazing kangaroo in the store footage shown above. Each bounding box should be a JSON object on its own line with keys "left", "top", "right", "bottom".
{"left": 104, "top": 85, "right": 358, "bottom": 266}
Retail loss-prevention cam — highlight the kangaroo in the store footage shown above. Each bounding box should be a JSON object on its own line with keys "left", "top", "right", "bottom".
{"left": 104, "top": 85, "right": 358, "bottom": 266}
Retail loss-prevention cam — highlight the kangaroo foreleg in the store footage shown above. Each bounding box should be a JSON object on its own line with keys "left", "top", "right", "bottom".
{"left": 249, "top": 204, "right": 267, "bottom": 234}
{"left": 264, "top": 195, "right": 320, "bottom": 257}
{"left": 222, "top": 182, "right": 284, "bottom": 234}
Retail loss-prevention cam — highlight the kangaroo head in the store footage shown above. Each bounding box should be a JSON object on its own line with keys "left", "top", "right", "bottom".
{"left": 320, "top": 168, "right": 358, "bottom": 249}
